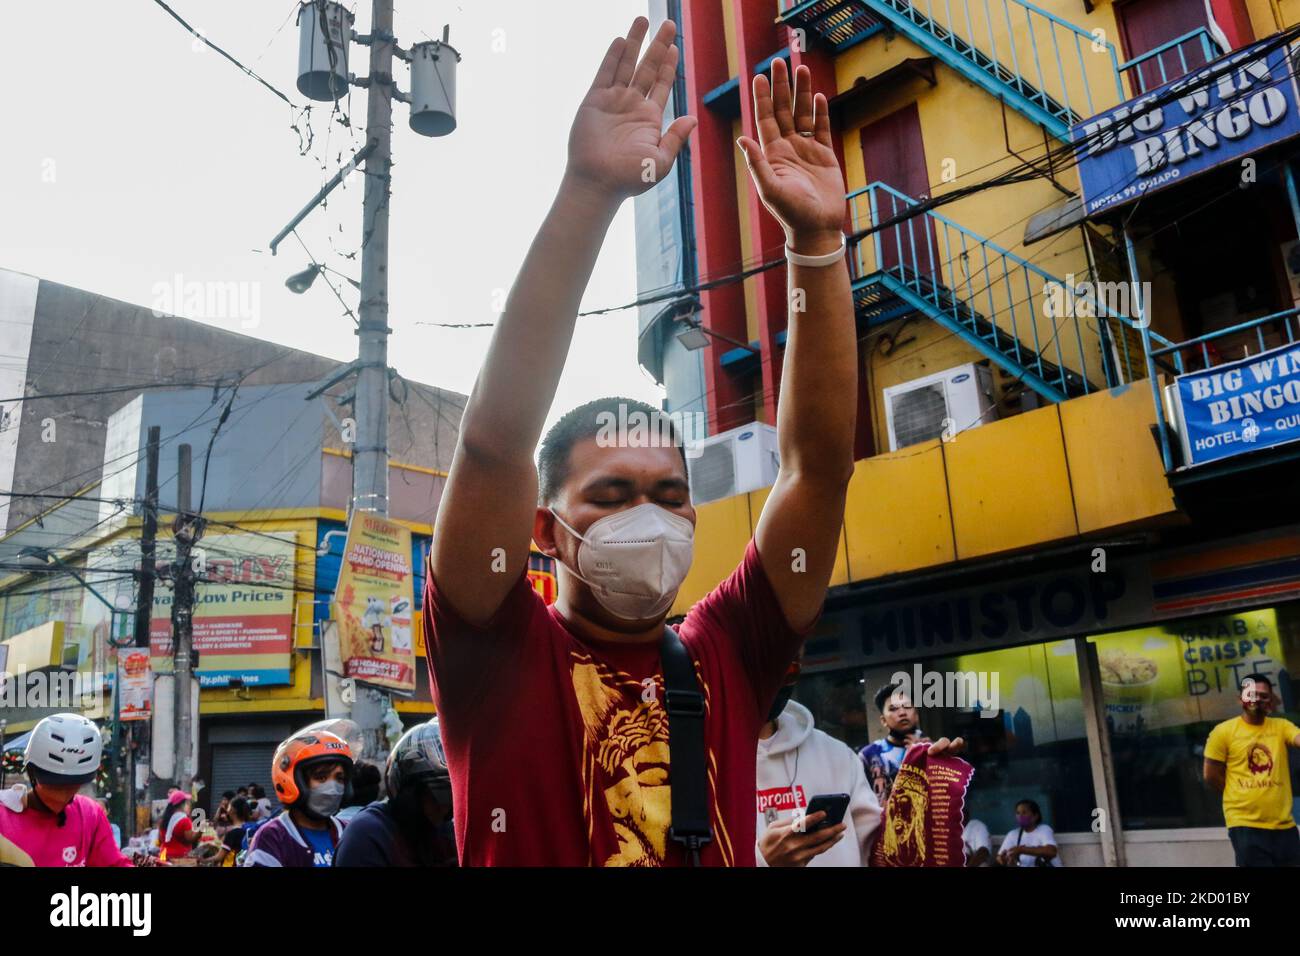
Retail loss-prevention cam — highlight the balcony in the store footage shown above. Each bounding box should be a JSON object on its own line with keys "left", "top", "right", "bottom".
{"left": 779, "top": 0, "right": 1222, "bottom": 139}
{"left": 671, "top": 381, "right": 1179, "bottom": 612}
{"left": 845, "top": 180, "right": 1167, "bottom": 403}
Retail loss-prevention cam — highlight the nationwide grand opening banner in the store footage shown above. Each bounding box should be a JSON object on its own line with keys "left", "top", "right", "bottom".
{"left": 1072, "top": 37, "right": 1300, "bottom": 215}
{"left": 334, "top": 513, "right": 416, "bottom": 692}
{"left": 150, "top": 531, "right": 297, "bottom": 687}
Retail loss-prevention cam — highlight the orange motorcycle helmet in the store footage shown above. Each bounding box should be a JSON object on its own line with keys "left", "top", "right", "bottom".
{"left": 272, "top": 729, "right": 355, "bottom": 805}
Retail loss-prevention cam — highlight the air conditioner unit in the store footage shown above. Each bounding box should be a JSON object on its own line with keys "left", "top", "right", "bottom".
{"left": 686, "top": 422, "right": 780, "bottom": 504}
{"left": 883, "top": 362, "right": 997, "bottom": 451}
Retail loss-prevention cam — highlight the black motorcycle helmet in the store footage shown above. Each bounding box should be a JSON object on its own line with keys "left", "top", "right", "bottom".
{"left": 385, "top": 720, "right": 451, "bottom": 806}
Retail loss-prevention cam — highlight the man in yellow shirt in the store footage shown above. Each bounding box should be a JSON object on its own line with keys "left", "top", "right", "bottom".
{"left": 1203, "top": 674, "right": 1300, "bottom": 866}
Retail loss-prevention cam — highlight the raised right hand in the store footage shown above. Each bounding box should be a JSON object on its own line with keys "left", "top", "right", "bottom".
{"left": 566, "top": 17, "right": 697, "bottom": 202}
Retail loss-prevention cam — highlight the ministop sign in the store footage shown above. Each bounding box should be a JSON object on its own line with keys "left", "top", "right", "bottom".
{"left": 1172, "top": 342, "right": 1300, "bottom": 466}
{"left": 1072, "top": 37, "right": 1300, "bottom": 215}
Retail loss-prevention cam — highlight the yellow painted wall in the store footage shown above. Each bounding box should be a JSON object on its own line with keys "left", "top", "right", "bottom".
{"left": 1247, "top": 0, "right": 1298, "bottom": 34}
{"left": 843, "top": 439, "right": 955, "bottom": 577}
{"left": 722, "top": 0, "right": 739, "bottom": 79}
{"left": 829, "top": 1, "right": 1169, "bottom": 406}
{"left": 733, "top": 117, "right": 761, "bottom": 346}
{"left": 674, "top": 382, "right": 1178, "bottom": 607}
{"left": 1060, "top": 380, "right": 1181, "bottom": 532}
{"left": 673, "top": 492, "right": 752, "bottom": 616}
{"left": 945, "top": 402, "right": 1078, "bottom": 558}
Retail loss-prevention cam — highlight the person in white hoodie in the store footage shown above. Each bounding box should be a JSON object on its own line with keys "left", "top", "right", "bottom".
{"left": 756, "top": 670, "right": 881, "bottom": 867}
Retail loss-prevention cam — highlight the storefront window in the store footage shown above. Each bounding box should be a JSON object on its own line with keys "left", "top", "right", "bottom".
{"left": 1090, "top": 602, "right": 1300, "bottom": 830}
{"left": 799, "top": 640, "right": 1096, "bottom": 834}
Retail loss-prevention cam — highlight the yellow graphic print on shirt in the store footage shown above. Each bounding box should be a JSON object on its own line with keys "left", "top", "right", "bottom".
{"left": 1205, "top": 716, "right": 1300, "bottom": 829}
{"left": 572, "top": 655, "right": 673, "bottom": 867}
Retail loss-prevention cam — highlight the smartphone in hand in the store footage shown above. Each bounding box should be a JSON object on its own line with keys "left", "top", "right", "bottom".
{"left": 803, "top": 793, "right": 850, "bottom": 832}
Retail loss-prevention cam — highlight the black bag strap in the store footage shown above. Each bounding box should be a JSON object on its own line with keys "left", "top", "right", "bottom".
{"left": 661, "top": 625, "right": 712, "bottom": 865}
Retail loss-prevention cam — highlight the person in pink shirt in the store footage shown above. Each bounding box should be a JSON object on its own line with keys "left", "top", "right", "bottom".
{"left": 0, "top": 713, "right": 131, "bottom": 867}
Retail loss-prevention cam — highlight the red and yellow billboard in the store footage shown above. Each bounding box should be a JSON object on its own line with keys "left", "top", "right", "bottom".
{"left": 335, "top": 514, "right": 416, "bottom": 692}
{"left": 150, "top": 531, "right": 297, "bottom": 686}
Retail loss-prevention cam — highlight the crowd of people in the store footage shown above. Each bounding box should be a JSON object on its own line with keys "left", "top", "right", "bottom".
{"left": 755, "top": 664, "right": 1062, "bottom": 868}
{"left": 0, "top": 712, "right": 458, "bottom": 868}
{"left": 1, "top": 16, "right": 1297, "bottom": 872}
{"left": 0, "top": 667, "right": 1292, "bottom": 867}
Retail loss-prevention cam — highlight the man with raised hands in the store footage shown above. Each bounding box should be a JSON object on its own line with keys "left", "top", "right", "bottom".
{"left": 425, "top": 16, "right": 960, "bottom": 867}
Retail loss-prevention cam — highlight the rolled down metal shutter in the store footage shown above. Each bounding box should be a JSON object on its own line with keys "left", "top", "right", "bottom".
{"left": 211, "top": 744, "right": 281, "bottom": 813}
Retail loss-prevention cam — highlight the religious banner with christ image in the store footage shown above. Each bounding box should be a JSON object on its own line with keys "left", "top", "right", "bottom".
{"left": 871, "top": 743, "right": 974, "bottom": 867}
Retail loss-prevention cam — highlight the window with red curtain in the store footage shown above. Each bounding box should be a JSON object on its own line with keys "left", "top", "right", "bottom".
{"left": 1117, "top": 0, "right": 1214, "bottom": 92}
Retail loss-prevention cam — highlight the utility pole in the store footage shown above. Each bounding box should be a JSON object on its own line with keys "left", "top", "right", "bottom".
{"left": 171, "top": 443, "right": 201, "bottom": 793}
{"left": 280, "top": 0, "right": 462, "bottom": 760}
{"left": 348, "top": 0, "right": 396, "bottom": 758}
{"left": 354, "top": 0, "right": 393, "bottom": 523}
{"left": 127, "top": 426, "right": 160, "bottom": 837}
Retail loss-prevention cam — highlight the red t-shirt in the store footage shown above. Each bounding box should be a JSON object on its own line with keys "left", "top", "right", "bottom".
{"left": 162, "top": 813, "right": 193, "bottom": 861}
{"left": 424, "top": 539, "right": 808, "bottom": 866}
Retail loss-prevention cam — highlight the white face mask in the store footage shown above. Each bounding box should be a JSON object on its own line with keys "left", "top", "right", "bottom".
{"left": 550, "top": 502, "right": 695, "bottom": 621}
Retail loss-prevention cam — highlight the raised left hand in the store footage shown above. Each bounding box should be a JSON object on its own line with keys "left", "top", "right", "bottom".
{"left": 737, "top": 58, "right": 846, "bottom": 251}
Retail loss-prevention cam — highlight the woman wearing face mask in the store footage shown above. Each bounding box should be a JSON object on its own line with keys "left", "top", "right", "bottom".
{"left": 0, "top": 713, "right": 131, "bottom": 867}
{"left": 995, "top": 799, "right": 1062, "bottom": 867}
{"left": 243, "top": 729, "right": 353, "bottom": 867}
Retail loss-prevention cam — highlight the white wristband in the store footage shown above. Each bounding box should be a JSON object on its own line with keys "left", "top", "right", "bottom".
{"left": 785, "top": 235, "right": 846, "bottom": 267}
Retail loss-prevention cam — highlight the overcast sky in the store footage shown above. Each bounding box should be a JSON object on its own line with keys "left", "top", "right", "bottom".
{"left": 0, "top": 0, "right": 664, "bottom": 430}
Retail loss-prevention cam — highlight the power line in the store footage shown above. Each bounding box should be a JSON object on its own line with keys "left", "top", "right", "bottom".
{"left": 150, "top": 0, "right": 298, "bottom": 107}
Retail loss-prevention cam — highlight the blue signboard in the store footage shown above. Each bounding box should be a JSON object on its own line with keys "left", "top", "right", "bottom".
{"left": 1072, "top": 38, "right": 1300, "bottom": 215}
{"left": 1175, "top": 342, "right": 1300, "bottom": 466}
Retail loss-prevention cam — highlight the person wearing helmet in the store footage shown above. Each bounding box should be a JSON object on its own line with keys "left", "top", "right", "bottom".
{"left": 0, "top": 713, "right": 130, "bottom": 867}
{"left": 334, "top": 720, "right": 456, "bottom": 867}
{"left": 243, "top": 728, "right": 354, "bottom": 867}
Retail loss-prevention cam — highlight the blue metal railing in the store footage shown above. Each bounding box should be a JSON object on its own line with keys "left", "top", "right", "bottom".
{"left": 848, "top": 181, "right": 1174, "bottom": 398}
{"left": 1118, "top": 27, "right": 1219, "bottom": 94}
{"left": 1143, "top": 307, "right": 1300, "bottom": 471}
{"left": 778, "top": 1, "right": 1226, "bottom": 128}
{"left": 1148, "top": 308, "right": 1299, "bottom": 372}
{"left": 780, "top": 0, "right": 1128, "bottom": 130}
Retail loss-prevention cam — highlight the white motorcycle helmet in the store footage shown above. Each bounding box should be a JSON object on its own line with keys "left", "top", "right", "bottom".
{"left": 24, "top": 713, "right": 102, "bottom": 785}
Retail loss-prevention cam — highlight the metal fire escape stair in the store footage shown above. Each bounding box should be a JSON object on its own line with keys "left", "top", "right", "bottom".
{"left": 779, "top": 0, "right": 1129, "bottom": 142}
{"left": 855, "top": 267, "right": 1091, "bottom": 401}
{"left": 848, "top": 182, "right": 1161, "bottom": 402}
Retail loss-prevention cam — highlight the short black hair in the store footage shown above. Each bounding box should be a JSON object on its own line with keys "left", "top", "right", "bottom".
{"left": 229, "top": 796, "right": 251, "bottom": 821}
{"left": 221, "top": 790, "right": 235, "bottom": 800}
{"left": 537, "top": 397, "right": 687, "bottom": 504}
{"left": 1016, "top": 799, "right": 1042, "bottom": 822}
{"left": 875, "top": 681, "right": 906, "bottom": 713}
{"left": 1242, "top": 673, "right": 1272, "bottom": 690}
